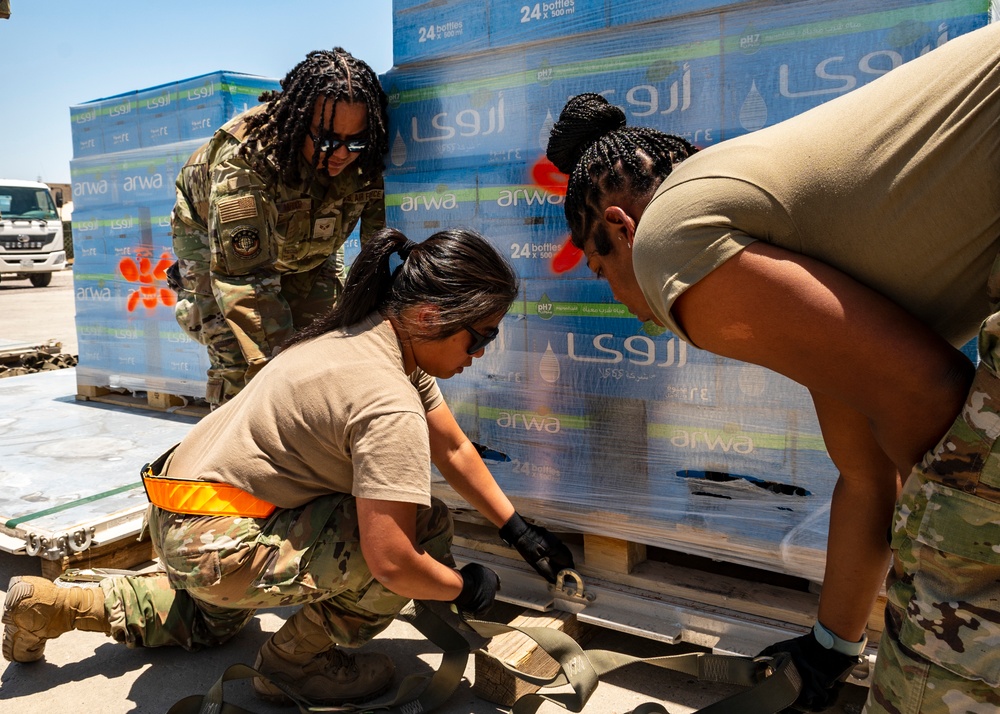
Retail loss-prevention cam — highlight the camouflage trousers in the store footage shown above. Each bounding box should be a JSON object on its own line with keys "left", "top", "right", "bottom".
{"left": 99, "top": 494, "right": 455, "bottom": 651}
{"left": 173, "top": 255, "right": 342, "bottom": 405}
{"left": 864, "top": 363, "right": 1000, "bottom": 713}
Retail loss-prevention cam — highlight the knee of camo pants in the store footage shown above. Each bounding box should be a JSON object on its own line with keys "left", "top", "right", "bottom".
{"left": 101, "top": 572, "right": 256, "bottom": 650}
{"left": 204, "top": 328, "right": 251, "bottom": 404}
{"left": 874, "top": 363, "right": 1000, "bottom": 711}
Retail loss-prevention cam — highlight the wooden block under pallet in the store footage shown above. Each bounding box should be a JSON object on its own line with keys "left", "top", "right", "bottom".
{"left": 450, "top": 517, "right": 886, "bottom": 644}
{"left": 474, "top": 608, "right": 595, "bottom": 707}
{"left": 39, "top": 533, "right": 154, "bottom": 581}
{"left": 76, "top": 386, "right": 209, "bottom": 418}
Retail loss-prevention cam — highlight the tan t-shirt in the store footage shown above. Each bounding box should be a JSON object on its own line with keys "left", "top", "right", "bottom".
{"left": 635, "top": 21, "right": 1000, "bottom": 348}
{"left": 165, "top": 314, "right": 444, "bottom": 508}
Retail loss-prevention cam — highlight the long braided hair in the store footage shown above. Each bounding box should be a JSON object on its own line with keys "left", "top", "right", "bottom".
{"left": 284, "top": 227, "right": 519, "bottom": 350}
{"left": 239, "top": 48, "right": 389, "bottom": 184}
{"left": 546, "top": 93, "right": 698, "bottom": 255}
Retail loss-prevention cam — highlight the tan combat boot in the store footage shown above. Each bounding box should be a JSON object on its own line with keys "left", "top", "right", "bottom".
{"left": 252, "top": 607, "right": 395, "bottom": 706}
{"left": 2, "top": 576, "right": 110, "bottom": 663}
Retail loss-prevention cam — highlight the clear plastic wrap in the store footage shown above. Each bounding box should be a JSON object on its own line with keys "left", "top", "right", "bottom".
{"left": 384, "top": 0, "right": 992, "bottom": 581}
{"left": 69, "top": 72, "right": 281, "bottom": 397}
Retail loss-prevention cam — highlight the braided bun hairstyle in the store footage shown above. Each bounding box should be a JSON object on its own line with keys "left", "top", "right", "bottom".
{"left": 546, "top": 93, "right": 698, "bottom": 255}
{"left": 546, "top": 93, "right": 627, "bottom": 175}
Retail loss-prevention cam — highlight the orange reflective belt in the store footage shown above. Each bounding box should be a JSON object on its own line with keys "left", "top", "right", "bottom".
{"left": 141, "top": 471, "right": 276, "bottom": 519}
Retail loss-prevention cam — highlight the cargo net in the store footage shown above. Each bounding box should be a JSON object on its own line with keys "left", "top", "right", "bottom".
{"left": 0, "top": 340, "right": 78, "bottom": 378}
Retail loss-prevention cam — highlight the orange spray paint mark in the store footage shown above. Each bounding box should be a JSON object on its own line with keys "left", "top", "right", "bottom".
{"left": 119, "top": 252, "right": 176, "bottom": 312}
{"left": 529, "top": 156, "right": 582, "bottom": 274}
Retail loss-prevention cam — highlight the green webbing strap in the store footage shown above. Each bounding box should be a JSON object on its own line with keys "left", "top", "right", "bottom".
{"left": 463, "top": 618, "right": 802, "bottom": 714}
{"left": 164, "top": 600, "right": 473, "bottom": 714}
{"left": 163, "top": 602, "right": 801, "bottom": 714}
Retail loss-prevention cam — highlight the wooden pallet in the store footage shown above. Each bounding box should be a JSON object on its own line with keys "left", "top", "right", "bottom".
{"left": 449, "top": 512, "right": 884, "bottom": 705}
{"left": 76, "top": 382, "right": 210, "bottom": 418}
{"left": 39, "top": 533, "right": 154, "bottom": 581}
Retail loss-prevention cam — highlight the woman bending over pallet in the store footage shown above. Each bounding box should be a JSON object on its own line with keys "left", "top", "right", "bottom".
{"left": 543, "top": 20, "right": 1000, "bottom": 714}
{"left": 1, "top": 227, "right": 574, "bottom": 707}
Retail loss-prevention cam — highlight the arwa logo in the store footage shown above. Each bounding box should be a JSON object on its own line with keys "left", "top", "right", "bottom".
{"left": 74, "top": 107, "right": 98, "bottom": 124}
{"left": 119, "top": 253, "right": 177, "bottom": 312}
{"left": 184, "top": 83, "right": 215, "bottom": 101}
{"left": 74, "top": 218, "right": 99, "bottom": 233}
{"left": 143, "top": 93, "right": 172, "bottom": 110}
{"left": 669, "top": 427, "right": 754, "bottom": 454}
{"left": 73, "top": 179, "right": 109, "bottom": 199}
{"left": 110, "top": 215, "right": 134, "bottom": 232}
{"left": 410, "top": 92, "right": 506, "bottom": 143}
{"left": 122, "top": 172, "right": 164, "bottom": 193}
{"left": 566, "top": 332, "right": 687, "bottom": 367}
{"left": 399, "top": 191, "right": 459, "bottom": 211}
{"left": 495, "top": 187, "right": 563, "bottom": 208}
{"left": 778, "top": 29, "right": 950, "bottom": 99}
{"left": 109, "top": 100, "right": 133, "bottom": 117}
{"left": 495, "top": 407, "right": 561, "bottom": 433}
{"left": 594, "top": 62, "right": 692, "bottom": 119}
{"left": 76, "top": 286, "right": 112, "bottom": 301}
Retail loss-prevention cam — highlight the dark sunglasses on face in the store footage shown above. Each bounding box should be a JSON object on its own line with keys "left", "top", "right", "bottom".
{"left": 310, "top": 130, "right": 368, "bottom": 154}
{"left": 464, "top": 325, "right": 500, "bottom": 355}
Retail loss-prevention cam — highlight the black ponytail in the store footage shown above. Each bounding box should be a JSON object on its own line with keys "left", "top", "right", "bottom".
{"left": 284, "top": 228, "right": 518, "bottom": 349}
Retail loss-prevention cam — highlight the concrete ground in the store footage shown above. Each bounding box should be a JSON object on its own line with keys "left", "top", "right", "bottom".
{"left": 0, "top": 267, "right": 77, "bottom": 355}
{"left": 0, "top": 550, "right": 869, "bottom": 714}
{"left": 0, "top": 270, "right": 870, "bottom": 713}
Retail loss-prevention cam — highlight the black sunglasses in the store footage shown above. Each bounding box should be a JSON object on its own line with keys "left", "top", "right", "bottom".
{"left": 310, "top": 130, "right": 368, "bottom": 154}
{"left": 464, "top": 325, "right": 499, "bottom": 355}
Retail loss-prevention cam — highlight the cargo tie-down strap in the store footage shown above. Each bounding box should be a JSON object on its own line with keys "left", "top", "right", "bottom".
{"left": 163, "top": 578, "right": 802, "bottom": 714}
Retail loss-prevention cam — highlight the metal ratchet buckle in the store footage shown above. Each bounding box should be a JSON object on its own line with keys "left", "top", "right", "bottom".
{"left": 548, "top": 568, "right": 596, "bottom": 613}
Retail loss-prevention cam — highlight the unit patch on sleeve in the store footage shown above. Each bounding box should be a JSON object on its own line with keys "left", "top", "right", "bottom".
{"left": 230, "top": 226, "right": 262, "bottom": 259}
{"left": 218, "top": 195, "right": 258, "bottom": 223}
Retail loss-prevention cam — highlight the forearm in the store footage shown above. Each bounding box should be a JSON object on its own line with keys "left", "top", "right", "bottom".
{"left": 356, "top": 497, "right": 466, "bottom": 602}
{"left": 676, "top": 242, "right": 974, "bottom": 479}
{"left": 371, "top": 547, "right": 465, "bottom": 602}
{"left": 436, "top": 439, "right": 515, "bottom": 528}
{"left": 427, "top": 403, "right": 516, "bottom": 528}
{"left": 811, "top": 391, "right": 898, "bottom": 640}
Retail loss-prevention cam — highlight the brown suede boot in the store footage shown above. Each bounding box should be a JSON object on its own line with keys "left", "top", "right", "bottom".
{"left": 2, "top": 576, "right": 110, "bottom": 663}
{"left": 252, "top": 607, "right": 395, "bottom": 706}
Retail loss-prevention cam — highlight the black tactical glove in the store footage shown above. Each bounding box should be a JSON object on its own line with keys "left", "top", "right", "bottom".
{"left": 757, "top": 629, "right": 860, "bottom": 712}
{"left": 452, "top": 563, "right": 500, "bottom": 618}
{"left": 499, "top": 512, "right": 575, "bottom": 584}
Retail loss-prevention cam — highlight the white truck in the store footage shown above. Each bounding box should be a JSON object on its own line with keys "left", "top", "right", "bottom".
{"left": 0, "top": 179, "right": 68, "bottom": 287}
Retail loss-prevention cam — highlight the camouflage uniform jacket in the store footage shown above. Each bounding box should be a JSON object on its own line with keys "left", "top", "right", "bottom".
{"left": 171, "top": 103, "right": 385, "bottom": 369}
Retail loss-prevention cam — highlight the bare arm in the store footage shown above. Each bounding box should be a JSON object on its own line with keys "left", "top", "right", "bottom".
{"left": 426, "top": 401, "right": 516, "bottom": 528}
{"left": 809, "top": 390, "right": 899, "bottom": 641}
{"left": 672, "top": 241, "right": 973, "bottom": 639}
{"left": 673, "top": 241, "right": 972, "bottom": 476}
{"left": 356, "top": 497, "right": 464, "bottom": 601}
{"left": 353, "top": 400, "right": 512, "bottom": 602}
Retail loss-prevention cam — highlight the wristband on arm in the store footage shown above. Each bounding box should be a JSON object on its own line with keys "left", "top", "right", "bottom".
{"left": 812, "top": 621, "right": 868, "bottom": 657}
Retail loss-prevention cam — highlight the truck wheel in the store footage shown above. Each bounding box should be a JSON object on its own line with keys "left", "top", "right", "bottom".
{"left": 29, "top": 273, "right": 52, "bottom": 288}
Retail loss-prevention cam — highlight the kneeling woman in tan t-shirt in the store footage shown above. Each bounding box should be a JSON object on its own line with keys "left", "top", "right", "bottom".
{"left": 3, "top": 227, "right": 574, "bottom": 708}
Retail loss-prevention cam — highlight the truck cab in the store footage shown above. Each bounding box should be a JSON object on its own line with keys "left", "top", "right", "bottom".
{"left": 0, "top": 179, "right": 68, "bottom": 287}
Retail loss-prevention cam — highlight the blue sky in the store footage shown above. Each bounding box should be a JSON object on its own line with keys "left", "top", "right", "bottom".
{"left": 0, "top": 1, "right": 394, "bottom": 184}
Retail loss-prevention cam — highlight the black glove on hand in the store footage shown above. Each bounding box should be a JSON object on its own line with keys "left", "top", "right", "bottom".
{"left": 499, "top": 512, "right": 575, "bottom": 584}
{"left": 452, "top": 563, "right": 500, "bottom": 618}
{"left": 758, "top": 630, "right": 860, "bottom": 712}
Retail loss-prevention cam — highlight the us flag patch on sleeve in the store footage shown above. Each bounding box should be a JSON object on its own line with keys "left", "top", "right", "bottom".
{"left": 218, "top": 195, "right": 258, "bottom": 223}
